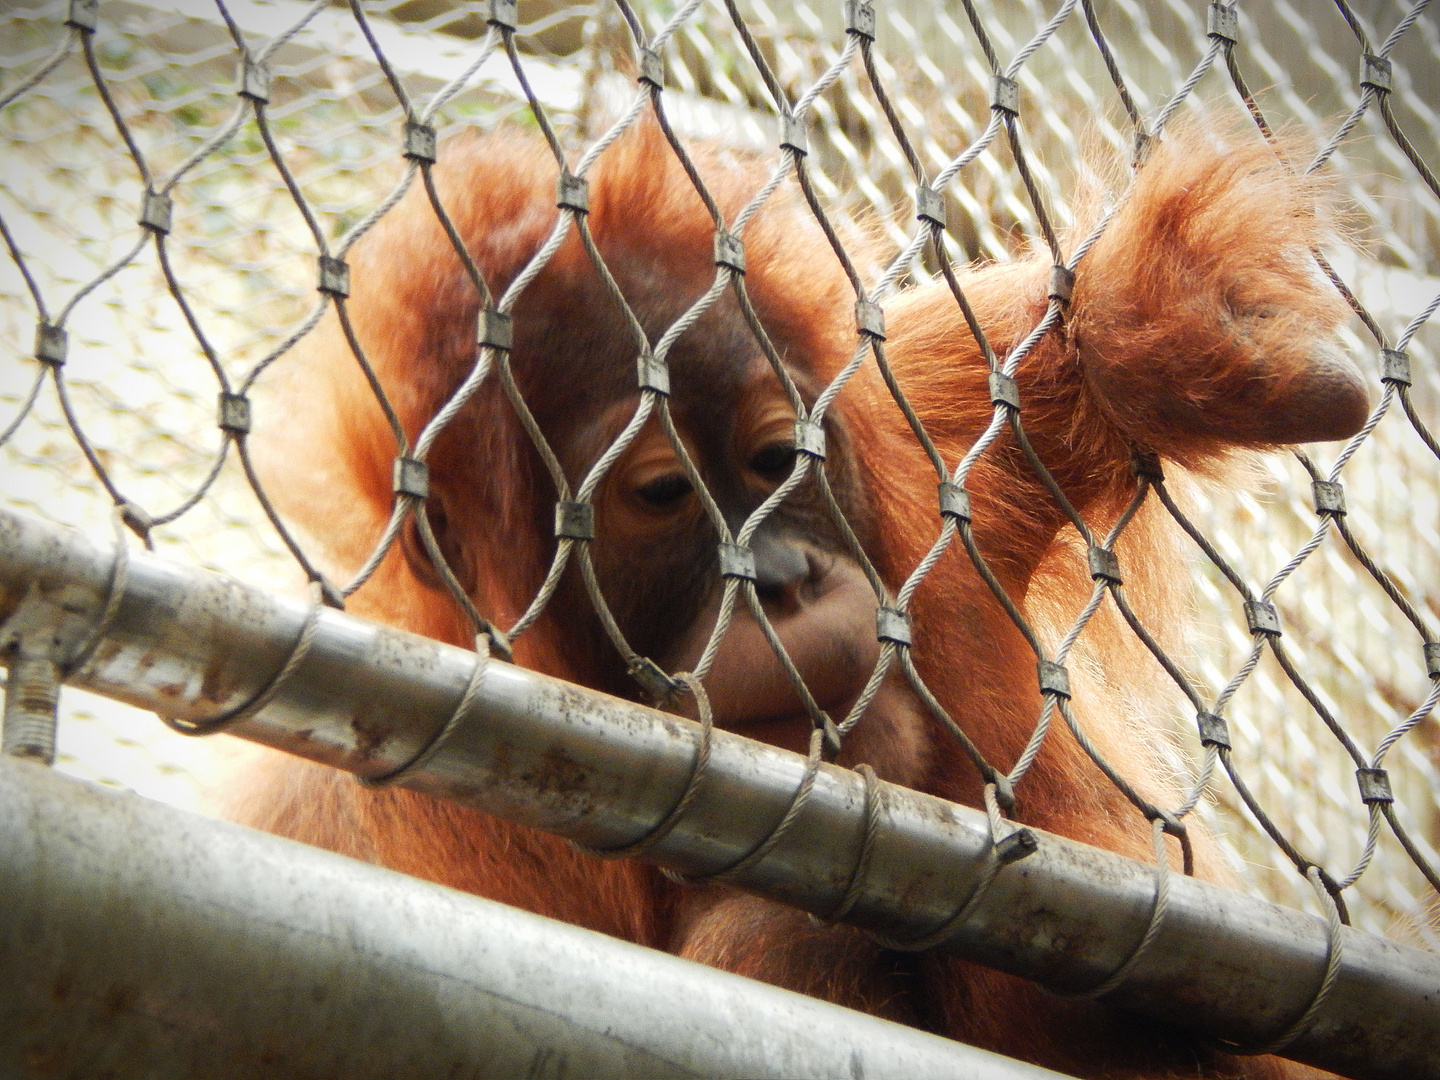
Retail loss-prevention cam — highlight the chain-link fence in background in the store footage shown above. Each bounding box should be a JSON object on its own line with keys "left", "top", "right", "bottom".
{"left": 1, "top": 0, "right": 1438, "bottom": 1013}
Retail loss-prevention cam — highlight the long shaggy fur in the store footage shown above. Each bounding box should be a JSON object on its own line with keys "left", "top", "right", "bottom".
{"left": 226, "top": 118, "right": 1361, "bottom": 1079}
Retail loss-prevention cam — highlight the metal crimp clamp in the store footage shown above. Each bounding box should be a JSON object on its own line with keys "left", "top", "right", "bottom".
{"left": 844, "top": 1, "right": 875, "bottom": 40}
{"left": 916, "top": 185, "right": 945, "bottom": 229}
{"left": 35, "top": 323, "right": 67, "bottom": 366}
{"left": 1381, "top": 348, "right": 1410, "bottom": 387}
{"left": 479, "top": 309, "right": 513, "bottom": 352}
{"left": 714, "top": 231, "right": 746, "bottom": 274}
{"left": 557, "top": 173, "right": 589, "bottom": 214}
{"left": 1244, "top": 600, "right": 1280, "bottom": 637}
{"left": 990, "top": 74, "right": 1019, "bottom": 115}
{"left": 1312, "top": 480, "right": 1346, "bottom": 517}
{"left": 989, "top": 371, "right": 1020, "bottom": 410}
{"left": 938, "top": 481, "right": 971, "bottom": 523}
{"left": 637, "top": 351, "right": 670, "bottom": 395}
{"left": 795, "top": 419, "right": 826, "bottom": 460}
{"left": 1206, "top": 2, "right": 1238, "bottom": 44}
{"left": 393, "top": 456, "right": 429, "bottom": 500}
{"left": 996, "top": 827, "right": 1038, "bottom": 864}
{"left": 241, "top": 60, "right": 271, "bottom": 104}
{"left": 1037, "top": 660, "right": 1070, "bottom": 699}
{"left": 140, "top": 191, "right": 173, "bottom": 234}
{"left": 1356, "top": 768, "right": 1393, "bottom": 805}
{"left": 718, "top": 542, "right": 756, "bottom": 581}
{"left": 404, "top": 121, "right": 438, "bottom": 164}
{"left": 66, "top": 0, "right": 99, "bottom": 31}
{"left": 218, "top": 392, "right": 252, "bottom": 436}
{"left": 1048, "top": 265, "right": 1074, "bottom": 304}
{"left": 780, "top": 114, "right": 808, "bottom": 156}
{"left": 876, "top": 606, "right": 912, "bottom": 647}
{"left": 318, "top": 256, "right": 350, "bottom": 298}
{"left": 639, "top": 48, "right": 664, "bottom": 88}
{"left": 554, "top": 501, "right": 594, "bottom": 541}
{"left": 1197, "top": 711, "right": 1231, "bottom": 750}
{"left": 628, "top": 656, "right": 677, "bottom": 704}
{"left": 1359, "top": 53, "right": 1392, "bottom": 94}
{"left": 1131, "top": 449, "right": 1163, "bottom": 482}
{"left": 855, "top": 300, "right": 885, "bottom": 340}
{"left": 487, "top": 0, "right": 517, "bottom": 31}
{"left": 1088, "top": 546, "right": 1121, "bottom": 584}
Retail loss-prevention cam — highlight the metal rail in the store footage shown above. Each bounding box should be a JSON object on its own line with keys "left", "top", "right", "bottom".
{"left": 0, "top": 756, "right": 1063, "bottom": 1080}
{"left": 2, "top": 506, "right": 1437, "bottom": 1080}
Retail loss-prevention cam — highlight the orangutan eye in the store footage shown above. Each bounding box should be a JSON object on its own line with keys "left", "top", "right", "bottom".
{"left": 636, "top": 473, "right": 693, "bottom": 507}
{"left": 748, "top": 442, "right": 797, "bottom": 481}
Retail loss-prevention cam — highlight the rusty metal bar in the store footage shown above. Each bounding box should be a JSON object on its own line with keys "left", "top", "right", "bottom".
{"left": 2, "top": 506, "right": 1437, "bottom": 1080}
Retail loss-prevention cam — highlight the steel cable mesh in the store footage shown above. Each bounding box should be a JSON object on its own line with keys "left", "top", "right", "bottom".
{"left": 1, "top": 0, "right": 1438, "bottom": 972}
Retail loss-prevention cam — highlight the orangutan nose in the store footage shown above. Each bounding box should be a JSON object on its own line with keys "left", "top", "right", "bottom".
{"left": 751, "top": 532, "right": 813, "bottom": 611}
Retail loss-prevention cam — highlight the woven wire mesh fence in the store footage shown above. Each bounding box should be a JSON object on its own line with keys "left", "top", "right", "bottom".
{"left": 1, "top": 0, "right": 1438, "bottom": 980}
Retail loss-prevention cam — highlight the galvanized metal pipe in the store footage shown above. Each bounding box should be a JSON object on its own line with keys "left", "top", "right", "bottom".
{"left": 1, "top": 507, "right": 1437, "bottom": 1080}
{"left": 0, "top": 756, "right": 1063, "bottom": 1080}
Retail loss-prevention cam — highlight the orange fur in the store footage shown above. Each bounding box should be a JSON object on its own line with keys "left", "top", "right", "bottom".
{"left": 231, "top": 119, "right": 1361, "bottom": 1079}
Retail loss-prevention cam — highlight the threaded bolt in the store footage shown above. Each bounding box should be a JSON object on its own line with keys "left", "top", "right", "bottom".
{"left": 3, "top": 649, "right": 60, "bottom": 765}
